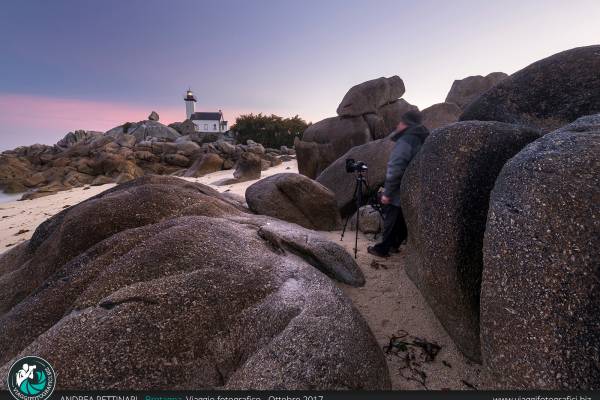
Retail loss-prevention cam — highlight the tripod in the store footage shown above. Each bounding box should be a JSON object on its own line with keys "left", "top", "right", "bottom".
{"left": 341, "top": 169, "right": 370, "bottom": 258}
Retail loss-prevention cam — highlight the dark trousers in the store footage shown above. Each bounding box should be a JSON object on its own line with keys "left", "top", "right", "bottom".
{"left": 373, "top": 204, "right": 407, "bottom": 255}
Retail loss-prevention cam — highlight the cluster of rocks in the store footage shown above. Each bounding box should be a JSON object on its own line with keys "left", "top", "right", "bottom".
{"left": 400, "top": 45, "right": 600, "bottom": 389}
{"left": 249, "top": 45, "right": 599, "bottom": 389}
{"left": 295, "top": 76, "right": 417, "bottom": 179}
{"left": 0, "top": 111, "right": 295, "bottom": 200}
{"left": 0, "top": 176, "right": 387, "bottom": 390}
{"left": 420, "top": 72, "right": 508, "bottom": 131}
{"left": 294, "top": 72, "right": 508, "bottom": 218}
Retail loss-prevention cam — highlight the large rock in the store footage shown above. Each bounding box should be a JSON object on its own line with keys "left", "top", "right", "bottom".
{"left": 295, "top": 116, "right": 371, "bottom": 179}
{"left": 92, "top": 153, "right": 143, "bottom": 177}
{"left": 363, "top": 114, "right": 387, "bottom": 140}
{"left": 400, "top": 121, "right": 541, "bottom": 361}
{"left": 163, "top": 153, "right": 190, "bottom": 168}
{"left": 233, "top": 152, "right": 262, "bottom": 181}
{"left": 377, "top": 99, "right": 419, "bottom": 134}
{"left": 106, "top": 120, "right": 180, "bottom": 142}
{"left": 91, "top": 175, "right": 114, "bottom": 186}
{"left": 445, "top": 72, "right": 507, "bottom": 110}
{"left": 421, "top": 102, "right": 462, "bottom": 130}
{"left": 0, "top": 156, "right": 34, "bottom": 193}
{"left": 460, "top": 46, "right": 600, "bottom": 131}
{"left": 337, "top": 76, "right": 405, "bottom": 117}
{"left": 0, "top": 176, "right": 384, "bottom": 389}
{"left": 184, "top": 153, "right": 224, "bottom": 177}
{"left": 169, "top": 119, "right": 197, "bottom": 136}
{"left": 349, "top": 205, "right": 383, "bottom": 234}
{"left": 148, "top": 111, "right": 159, "bottom": 121}
{"left": 246, "top": 173, "right": 342, "bottom": 231}
{"left": 175, "top": 140, "right": 201, "bottom": 157}
{"left": 134, "top": 150, "right": 159, "bottom": 162}
{"left": 55, "top": 130, "right": 103, "bottom": 150}
{"left": 188, "top": 131, "right": 220, "bottom": 144}
{"left": 317, "top": 138, "right": 395, "bottom": 216}
{"left": 480, "top": 115, "right": 600, "bottom": 389}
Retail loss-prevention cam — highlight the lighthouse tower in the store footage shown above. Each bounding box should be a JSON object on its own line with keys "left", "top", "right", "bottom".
{"left": 184, "top": 89, "right": 197, "bottom": 120}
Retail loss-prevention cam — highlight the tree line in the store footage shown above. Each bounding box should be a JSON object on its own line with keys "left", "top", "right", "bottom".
{"left": 231, "top": 113, "right": 310, "bottom": 148}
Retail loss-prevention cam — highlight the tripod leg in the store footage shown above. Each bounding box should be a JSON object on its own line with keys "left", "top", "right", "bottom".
{"left": 354, "top": 176, "right": 364, "bottom": 258}
{"left": 354, "top": 204, "right": 359, "bottom": 258}
{"left": 341, "top": 178, "right": 360, "bottom": 241}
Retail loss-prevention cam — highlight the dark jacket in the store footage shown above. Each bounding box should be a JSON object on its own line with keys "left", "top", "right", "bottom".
{"left": 383, "top": 124, "right": 429, "bottom": 206}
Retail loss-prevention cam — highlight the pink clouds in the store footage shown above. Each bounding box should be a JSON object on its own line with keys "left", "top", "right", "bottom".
{"left": 0, "top": 93, "right": 183, "bottom": 133}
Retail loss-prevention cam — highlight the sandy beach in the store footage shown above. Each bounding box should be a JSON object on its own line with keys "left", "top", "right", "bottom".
{"left": 0, "top": 159, "right": 481, "bottom": 389}
{"left": 326, "top": 231, "right": 482, "bottom": 390}
{"left": 0, "top": 160, "right": 298, "bottom": 252}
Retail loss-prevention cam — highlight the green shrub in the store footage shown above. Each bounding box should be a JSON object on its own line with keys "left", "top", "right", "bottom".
{"left": 231, "top": 113, "right": 310, "bottom": 148}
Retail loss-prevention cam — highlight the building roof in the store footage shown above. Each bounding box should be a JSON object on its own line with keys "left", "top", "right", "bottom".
{"left": 191, "top": 112, "right": 222, "bottom": 121}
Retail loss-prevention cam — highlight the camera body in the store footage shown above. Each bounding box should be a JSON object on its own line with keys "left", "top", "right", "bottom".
{"left": 345, "top": 158, "right": 368, "bottom": 173}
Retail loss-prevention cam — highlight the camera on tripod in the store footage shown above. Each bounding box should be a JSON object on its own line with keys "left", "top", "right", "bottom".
{"left": 341, "top": 158, "right": 374, "bottom": 258}
{"left": 345, "top": 158, "right": 368, "bottom": 173}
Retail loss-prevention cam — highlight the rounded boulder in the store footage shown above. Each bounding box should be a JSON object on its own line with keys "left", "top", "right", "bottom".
{"left": 246, "top": 173, "right": 341, "bottom": 231}
{"left": 480, "top": 115, "right": 600, "bottom": 389}
{"left": 460, "top": 46, "right": 600, "bottom": 131}
{"left": 400, "top": 121, "right": 541, "bottom": 361}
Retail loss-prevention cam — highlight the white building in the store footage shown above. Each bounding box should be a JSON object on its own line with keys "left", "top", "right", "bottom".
{"left": 184, "top": 89, "right": 228, "bottom": 133}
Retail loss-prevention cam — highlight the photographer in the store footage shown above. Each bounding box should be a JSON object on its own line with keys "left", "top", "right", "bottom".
{"left": 368, "top": 110, "right": 429, "bottom": 258}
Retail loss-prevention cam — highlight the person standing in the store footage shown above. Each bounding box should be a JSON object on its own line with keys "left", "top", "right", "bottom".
{"left": 368, "top": 110, "right": 429, "bottom": 258}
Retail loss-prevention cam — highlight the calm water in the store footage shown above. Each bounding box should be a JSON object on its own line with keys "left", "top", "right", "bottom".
{"left": 0, "top": 191, "right": 23, "bottom": 203}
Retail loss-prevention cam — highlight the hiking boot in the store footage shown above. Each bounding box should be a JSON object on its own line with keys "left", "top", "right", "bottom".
{"left": 368, "top": 246, "right": 389, "bottom": 258}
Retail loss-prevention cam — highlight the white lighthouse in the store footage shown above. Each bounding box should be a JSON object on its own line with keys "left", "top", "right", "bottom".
{"left": 184, "top": 89, "right": 197, "bottom": 120}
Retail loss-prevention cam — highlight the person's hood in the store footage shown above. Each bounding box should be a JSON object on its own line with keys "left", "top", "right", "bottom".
{"left": 389, "top": 123, "right": 429, "bottom": 142}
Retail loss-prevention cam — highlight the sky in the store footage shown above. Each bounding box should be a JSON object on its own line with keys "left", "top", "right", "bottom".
{"left": 1, "top": 0, "right": 599, "bottom": 150}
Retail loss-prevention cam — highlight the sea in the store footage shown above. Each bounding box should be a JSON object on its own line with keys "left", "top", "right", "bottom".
{"left": 0, "top": 191, "right": 23, "bottom": 204}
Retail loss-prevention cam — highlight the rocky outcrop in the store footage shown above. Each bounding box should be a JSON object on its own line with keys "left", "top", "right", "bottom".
{"left": 377, "top": 99, "right": 419, "bottom": 134}
{"left": 0, "top": 156, "right": 35, "bottom": 193}
{"left": 184, "top": 153, "right": 224, "bottom": 177}
{"left": 317, "top": 138, "right": 395, "bottom": 216}
{"left": 1, "top": 120, "right": 285, "bottom": 198}
{"left": 445, "top": 72, "right": 507, "bottom": 110}
{"left": 460, "top": 46, "right": 600, "bottom": 131}
{"left": 295, "top": 76, "right": 415, "bottom": 179}
{"left": 163, "top": 153, "right": 190, "bottom": 168}
{"left": 233, "top": 152, "right": 262, "bottom": 181}
{"left": 106, "top": 120, "right": 180, "bottom": 142}
{"left": 0, "top": 176, "right": 383, "bottom": 389}
{"left": 337, "top": 76, "right": 405, "bottom": 117}
{"left": 400, "top": 121, "right": 541, "bottom": 362}
{"left": 421, "top": 102, "right": 462, "bottom": 130}
{"left": 168, "top": 119, "right": 197, "bottom": 136}
{"left": 55, "top": 130, "right": 103, "bottom": 150}
{"left": 148, "top": 111, "right": 159, "bottom": 121}
{"left": 349, "top": 206, "right": 383, "bottom": 234}
{"left": 295, "top": 116, "right": 371, "bottom": 179}
{"left": 246, "top": 173, "right": 341, "bottom": 231}
{"left": 480, "top": 115, "right": 600, "bottom": 389}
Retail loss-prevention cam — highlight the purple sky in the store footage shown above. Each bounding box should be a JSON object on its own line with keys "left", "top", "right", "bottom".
{"left": 1, "top": 0, "right": 599, "bottom": 150}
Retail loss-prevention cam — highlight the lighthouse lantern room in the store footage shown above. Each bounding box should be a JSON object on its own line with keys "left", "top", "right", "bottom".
{"left": 184, "top": 89, "right": 197, "bottom": 120}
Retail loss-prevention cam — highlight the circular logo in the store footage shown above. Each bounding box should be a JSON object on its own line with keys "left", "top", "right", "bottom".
{"left": 7, "top": 356, "right": 56, "bottom": 400}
